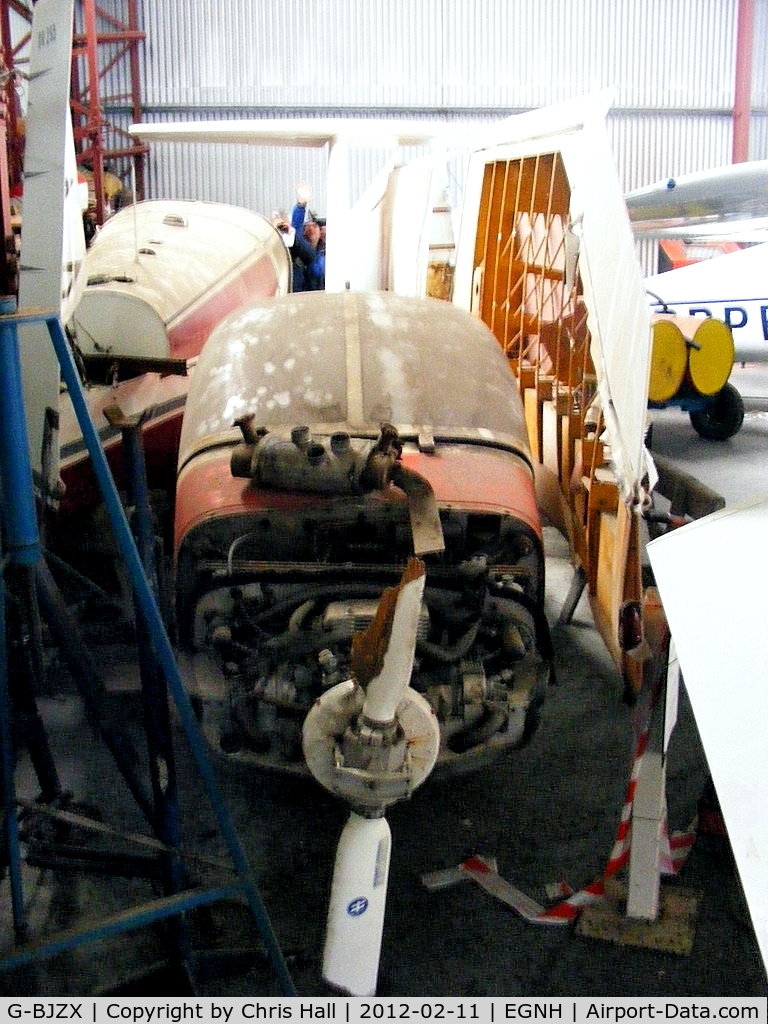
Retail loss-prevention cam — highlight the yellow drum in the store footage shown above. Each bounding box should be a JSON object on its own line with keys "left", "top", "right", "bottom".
{"left": 649, "top": 319, "right": 687, "bottom": 402}
{"left": 688, "top": 317, "right": 734, "bottom": 396}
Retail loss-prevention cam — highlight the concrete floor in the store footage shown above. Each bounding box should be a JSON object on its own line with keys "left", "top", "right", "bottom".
{"left": 1, "top": 366, "right": 767, "bottom": 997}
{"left": 648, "top": 362, "right": 768, "bottom": 508}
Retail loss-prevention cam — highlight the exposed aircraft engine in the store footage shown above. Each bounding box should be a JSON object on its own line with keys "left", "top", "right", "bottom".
{"left": 174, "top": 291, "right": 552, "bottom": 776}
{"left": 183, "top": 521, "right": 548, "bottom": 774}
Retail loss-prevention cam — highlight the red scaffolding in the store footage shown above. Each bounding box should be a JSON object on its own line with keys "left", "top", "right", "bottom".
{"left": 0, "top": 0, "right": 146, "bottom": 240}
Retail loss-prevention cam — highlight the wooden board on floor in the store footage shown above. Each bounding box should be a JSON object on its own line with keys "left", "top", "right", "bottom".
{"left": 575, "top": 878, "right": 700, "bottom": 955}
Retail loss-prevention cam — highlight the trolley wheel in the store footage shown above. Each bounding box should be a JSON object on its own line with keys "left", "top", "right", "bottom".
{"left": 689, "top": 382, "right": 745, "bottom": 441}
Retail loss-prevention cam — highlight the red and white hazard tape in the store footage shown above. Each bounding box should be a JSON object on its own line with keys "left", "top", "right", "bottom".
{"left": 422, "top": 694, "right": 698, "bottom": 924}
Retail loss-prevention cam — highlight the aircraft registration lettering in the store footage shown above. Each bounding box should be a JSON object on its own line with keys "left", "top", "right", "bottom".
{"left": 724, "top": 307, "right": 747, "bottom": 329}
{"left": 682, "top": 304, "right": 768, "bottom": 341}
{"left": 686, "top": 306, "right": 713, "bottom": 319}
{"left": 38, "top": 23, "right": 57, "bottom": 47}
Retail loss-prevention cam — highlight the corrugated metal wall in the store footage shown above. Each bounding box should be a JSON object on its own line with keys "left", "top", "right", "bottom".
{"left": 96, "top": 0, "right": 767, "bottom": 274}
{"left": 137, "top": 0, "right": 746, "bottom": 113}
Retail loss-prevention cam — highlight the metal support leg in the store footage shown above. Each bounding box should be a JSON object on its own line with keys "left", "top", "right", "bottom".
{"left": 106, "top": 407, "right": 182, "bottom": 857}
{"left": 0, "top": 304, "right": 296, "bottom": 994}
{"left": 0, "top": 558, "right": 27, "bottom": 943}
{"left": 108, "top": 406, "right": 192, "bottom": 981}
{"left": 33, "top": 561, "right": 156, "bottom": 824}
{"left": 556, "top": 563, "right": 588, "bottom": 626}
{"left": 5, "top": 565, "right": 62, "bottom": 803}
{"left": 0, "top": 296, "right": 56, "bottom": 941}
{"left": 42, "top": 310, "right": 295, "bottom": 993}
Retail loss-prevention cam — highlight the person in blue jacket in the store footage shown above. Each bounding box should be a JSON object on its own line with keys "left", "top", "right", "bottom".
{"left": 290, "top": 183, "right": 325, "bottom": 291}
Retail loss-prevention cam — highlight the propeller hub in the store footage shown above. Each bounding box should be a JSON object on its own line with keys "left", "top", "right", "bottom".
{"left": 302, "top": 677, "right": 439, "bottom": 812}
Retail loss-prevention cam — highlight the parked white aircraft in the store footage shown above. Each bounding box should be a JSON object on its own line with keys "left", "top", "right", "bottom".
{"left": 627, "top": 160, "right": 768, "bottom": 362}
{"left": 625, "top": 160, "right": 768, "bottom": 437}
{"left": 643, "top": 241, "right": 768, "bottom": 365}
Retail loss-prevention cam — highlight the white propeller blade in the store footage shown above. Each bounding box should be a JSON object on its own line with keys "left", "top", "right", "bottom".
{"left": 360, "top": 564, "right": 426, "bottom": 725}
{"left": 323, "top": 811, "right": 391, "bottom": 996}
{"left": 304, "top": 558, "right": 439, "bottom": 996}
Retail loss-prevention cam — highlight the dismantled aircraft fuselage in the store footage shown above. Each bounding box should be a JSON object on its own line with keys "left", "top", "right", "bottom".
{"left": 173, "top": 291, "right": 551, "bottom": 774}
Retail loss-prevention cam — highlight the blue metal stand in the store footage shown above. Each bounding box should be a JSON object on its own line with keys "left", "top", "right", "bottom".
{"left": 0, "top": 303, "right": 296, "bottom": 995}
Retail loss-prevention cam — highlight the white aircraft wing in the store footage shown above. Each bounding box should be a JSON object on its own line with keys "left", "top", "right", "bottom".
{"left": 18, "top": 0, "right": 83, "bottom": 488}
{"left": 647, "top": 496, "right": 768, "bottom": 975}
{"left": 453, "top": 91, "right": 653, "bottom": 506}
{"left": 571, "top": 111, "right": 655, "bottom": 504}
{"left": 626, "top": 160, "right": 768, "bottom": 240}
{"left": 130, "top": 117, "right": 475, "bottom": 148}
{"left": 129, "top": 110, "right": 574, "bottom": 151}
